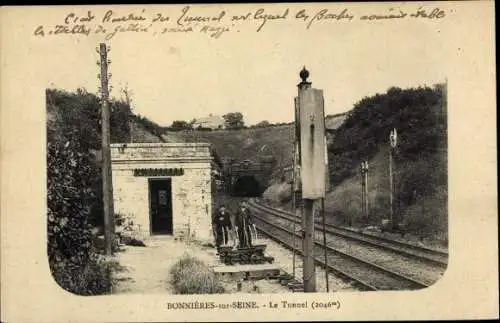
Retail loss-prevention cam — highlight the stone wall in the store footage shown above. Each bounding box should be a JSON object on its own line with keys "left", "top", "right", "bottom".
{"left": 111, "top": 143, "right": 213, "bottom": 242}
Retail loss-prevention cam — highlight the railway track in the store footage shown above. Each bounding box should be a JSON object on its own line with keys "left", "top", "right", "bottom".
{"left": 251, "top": 211, "right": 429, "bottom": 291}
{"left": 249, "top": 199, "right": 448, "bottom": 267}
{"left": 247, "top": 199, "right": 448, "bottom": 290}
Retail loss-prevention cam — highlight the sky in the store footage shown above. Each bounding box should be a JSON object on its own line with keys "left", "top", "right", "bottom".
{"left": 42, "top": 4, "right": 448, "bottom": 126}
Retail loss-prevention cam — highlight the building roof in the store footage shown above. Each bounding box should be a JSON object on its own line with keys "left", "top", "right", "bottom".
{"left": 193, "top": 115, "right": 225, "bottom": 128}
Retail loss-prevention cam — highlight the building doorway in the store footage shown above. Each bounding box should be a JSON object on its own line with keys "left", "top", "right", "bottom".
{"left": 149, "top": 179, "right": 173, "bottom": 234}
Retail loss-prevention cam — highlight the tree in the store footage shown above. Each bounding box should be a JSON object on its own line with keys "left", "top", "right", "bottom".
{"left": 222, "top": 112, "right": 245, "bottom": 130}
{"left": 255, "top": 120, "right": 271, "bottom": 128}
{"left": 120, "top": 84, "right": 134, "bottom": 113}
{"left": 170, "top": 120, "right": 192, "bottom": 131}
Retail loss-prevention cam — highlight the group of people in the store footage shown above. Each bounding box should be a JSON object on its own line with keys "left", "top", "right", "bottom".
{"left": 212, "top": 200, "right": 255, "bottom": 249}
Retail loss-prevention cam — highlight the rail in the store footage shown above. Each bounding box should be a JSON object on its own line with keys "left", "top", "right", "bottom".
{"left": 250, "top": 209, "right": 429, "bottom": 291}
{"left": 249, "top": 199, "right": 448, "bottom": 267}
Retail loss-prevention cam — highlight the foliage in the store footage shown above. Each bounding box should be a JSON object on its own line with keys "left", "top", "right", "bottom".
{"left": 110, "top": 100, "right": 132, "bottom": 143}
{"left": 321, "top": 85, "right": 447, "bottom": 236}
{"left": 195, "top": 126, "right": 213, "bottom": 131}
{"left": 251, "top": 120, "right": 271, "bottom": 128}
{"left": 47, "top": 108, "right": 110, "bottom": 295}
{"left": 46, "top": 88, "right": 132, "bottom": 294}
{"left": 222, "top": 112, "right": 245, "bottom": 130}
{"left": 170, "top": 254, "right": 225, "bottom": 294}
{"left": 169, "top": 120, "right": 193, "bottom": 131}
{"left": 328, "top": 85, "right": 446, "bottom": 195}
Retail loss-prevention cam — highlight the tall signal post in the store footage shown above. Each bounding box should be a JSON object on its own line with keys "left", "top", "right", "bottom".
{"left": 297, "top": 67, "right": 326, "bottom": 292}
{"left": 389, "top": 128, "right": 398, "bottom": 230}
{"left": 321, "top": 130, "right": 329, "bottom": 292}
{"left": 291, "top": 90, "right": 302, "bottom": 280}
{"left": 361, "top": 161, "right": 369, "bottom": 218}
{"left": 361, "top": 163, "right": 365, "bottom": 218}
{"left": 98, "top": 43, "right": 115, "bottom": 255}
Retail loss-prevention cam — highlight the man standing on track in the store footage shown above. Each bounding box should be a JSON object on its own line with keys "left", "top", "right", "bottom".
{"left": 235, "top": 200, "right": 254, "bottom": 248}
{"left": 213, "top": 204, "right": 231, "bottom": 248}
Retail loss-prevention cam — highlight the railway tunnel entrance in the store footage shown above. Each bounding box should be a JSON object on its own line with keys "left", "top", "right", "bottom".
{"left": 231, "top": 175, "right": 262, "bottom": 197}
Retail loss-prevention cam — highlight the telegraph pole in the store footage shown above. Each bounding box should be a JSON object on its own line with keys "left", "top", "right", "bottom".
{"left": 98, "top": 43, "right": 115, "bottom": 255}
{"left": 389, "top": 128, "right": 398, "bottom": 230}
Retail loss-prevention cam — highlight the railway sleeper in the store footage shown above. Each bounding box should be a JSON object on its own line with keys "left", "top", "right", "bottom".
{"left": 287, "top": 282, "right": 303, "bottom": 288}
{"left": 278, "top": 273, "right": 294, "bottom": 281}
{"left": 218, "top": 246, "right": 273, "bottom": 265}
{"left": 291, "top": 287, "right": 304, "bottom": 293}
{"left": 282, "top": 279, "right": 302, "bottom": 286}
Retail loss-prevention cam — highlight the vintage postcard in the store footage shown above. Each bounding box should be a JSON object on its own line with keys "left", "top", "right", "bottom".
{"left": 0, "top": 2, "right": 497, "bottom": 322}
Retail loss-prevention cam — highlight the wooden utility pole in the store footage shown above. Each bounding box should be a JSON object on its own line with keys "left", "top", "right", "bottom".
{"left": 99, "top": 43, "right": 115, "bottom": 255}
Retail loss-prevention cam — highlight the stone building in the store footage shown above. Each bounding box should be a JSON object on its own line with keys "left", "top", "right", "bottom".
{"left": 110, "top": 143, "right": 213, "bottom": 241}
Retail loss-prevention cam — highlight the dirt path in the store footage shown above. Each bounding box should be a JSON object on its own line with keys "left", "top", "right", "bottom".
{"left": 112, "top": 235, "right": 354, "bottom": 295}
{"left": 112, "top": 236, "right": 219, "bottom": 294}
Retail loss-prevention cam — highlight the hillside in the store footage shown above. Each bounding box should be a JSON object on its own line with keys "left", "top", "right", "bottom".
{"left": 161, "top": 113, "right": 348, "bottom": 171}
{"left": 263, "top": 84, "right": 448, "bottom": 243}
{"left": 325, "top": 113, "right": 348, "bottom": 130}
{"left": 163, "top": 125, "right": 293, "bottom": 167}
{"left": 129, "top": 116, "right": 165, "bottom": 143}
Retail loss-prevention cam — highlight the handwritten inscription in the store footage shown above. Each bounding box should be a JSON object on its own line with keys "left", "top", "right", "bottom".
{"left": 33, "top": 6, "right": 447, "bottom": 40}
{"left": 102, "top": 9, "right": 147, "bottom": 23}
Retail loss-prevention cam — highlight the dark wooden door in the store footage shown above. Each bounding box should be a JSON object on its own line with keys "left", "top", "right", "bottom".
{"left": 149, "top": 179, "right": 173, "bottom": 234}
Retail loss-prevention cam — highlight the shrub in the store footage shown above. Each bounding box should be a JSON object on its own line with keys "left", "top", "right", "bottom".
{"left": 115, "top": 213, "right": 146, "bottom": 246}
{"left": 170, "top": 254, "right": 224, "bottom": 294}
{"left": 47, "top": 118, "right": 109, "bottom": 295}
{"left": 46, "top": 88, "right": 132, "bottom": 295}
{"left": 50, "top": 247, "right": 114, "bottom": 296}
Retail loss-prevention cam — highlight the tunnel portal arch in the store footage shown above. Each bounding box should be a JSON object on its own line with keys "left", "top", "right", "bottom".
{"left": 231, "top": 175, "right": 262, "bottom": 197}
